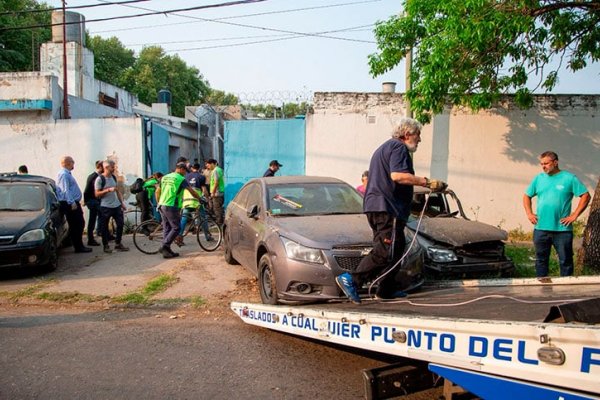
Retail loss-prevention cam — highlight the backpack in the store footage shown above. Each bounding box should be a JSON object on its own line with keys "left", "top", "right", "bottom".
{"left": 98, "top": 174, "right": 117, "bottom": 191}
{"left": 129, "top": 178, "right": 145, "bottom": 194}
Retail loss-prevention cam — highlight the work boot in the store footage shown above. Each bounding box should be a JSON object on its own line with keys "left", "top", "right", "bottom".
{"left": 166, "top": 246, "right": 179, "bottom": 257}
{"left": 335, "top": 272, "right": 361, "bottom": 304}
{"left": 114, "top": 243, "right": 129, "bottom": 252}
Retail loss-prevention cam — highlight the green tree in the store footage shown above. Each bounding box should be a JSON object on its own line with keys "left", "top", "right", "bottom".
{"left": 120, "top": 46, "right": 210, "bottom": 117}
{"left": 0, "top": 0, "right": 51, "bottom": 72}
{"left": 202, "top": 89, "right": 239, "bottom": 106}
{"left": 86, "top": 36, "right": 134, "bottom": 85}
{"left": 368, "top": 0, "right": 600, "bottom": 123}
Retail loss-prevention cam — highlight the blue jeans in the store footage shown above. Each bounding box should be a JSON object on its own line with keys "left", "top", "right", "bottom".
{"left": 533, "top": 229, "right": 574, "bottom": 277}
{"left": 179, "top": 207, "right": 211, "bottom": 239}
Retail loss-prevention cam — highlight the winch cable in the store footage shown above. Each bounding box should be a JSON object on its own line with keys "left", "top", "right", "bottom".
{"left": 366, "top": 294, "right": 589, "bottom": 307}
{"left": 367, "top": 187, "right": 433, "bottom": 299}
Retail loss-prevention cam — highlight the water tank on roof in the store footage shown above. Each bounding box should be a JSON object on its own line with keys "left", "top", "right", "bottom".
{"left": 158, "top": 89, "right": 172, "bottom": 105}
{"left": 51, "top": 11, "right": 85, "bottom": 45}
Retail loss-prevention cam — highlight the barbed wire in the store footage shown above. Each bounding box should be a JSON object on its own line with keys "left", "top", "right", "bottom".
{"left": 234, "top": 90, "right": 313, "bottom": 105}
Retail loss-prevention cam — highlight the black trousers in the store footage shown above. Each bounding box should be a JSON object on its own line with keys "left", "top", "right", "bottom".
{"left": 136, "top": 191, "right": 152, "bottom": 223}
{"left": 99, "top": 206, "right": 124, "bottom": 246}
{"left": 60, "top": 201, "right": 86, "bottom": 251}
{"left": 86, "top": 199, "right": 100, "bottom": 241}
{"left": 352, "top": 212, "right": 406, "bottom": 296}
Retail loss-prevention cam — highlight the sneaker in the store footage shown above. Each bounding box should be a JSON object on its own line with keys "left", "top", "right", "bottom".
{"left": 166, "top": 247, "right": 179, "bottom": 257}
{"left": 87, "top": 240, "right": 101, "bottom": 247}
{"left": 335, "top": 272, "right": 361, "bottom": 304}
{"left": 103, "top": 245, "right": 112, "bottom": 254}
{"left": 114, "top": 243, "right": 129, "bottom": 252}
{"left": 205, "top": 235, "right": 214, "bottom": 242}
{"left": 174, "top": 236, "right": 185, "bottom": 247}
{"left": 375, "top": 290, "right": 408, "bottom": 300}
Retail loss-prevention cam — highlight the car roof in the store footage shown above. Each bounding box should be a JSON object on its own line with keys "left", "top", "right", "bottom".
{"left": 247, "top": 175, "right": 349, "bottom": 186}
{"left": 0, "top": 172, "right": 56, "bottom": 186}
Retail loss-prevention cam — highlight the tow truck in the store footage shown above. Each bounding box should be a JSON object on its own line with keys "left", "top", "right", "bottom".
{"left": 232, "top": 276, "right": 600, "bottom": 399}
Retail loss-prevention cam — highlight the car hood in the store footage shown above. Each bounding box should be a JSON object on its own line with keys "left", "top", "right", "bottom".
{"left": 406, "top": 218, "right": 507, "bottom": 247}
{"left": 269, "top": 214, "right": 372, "bottom": 248}
{"left": 0, "top": 211, "right": 45, "bottom": 235}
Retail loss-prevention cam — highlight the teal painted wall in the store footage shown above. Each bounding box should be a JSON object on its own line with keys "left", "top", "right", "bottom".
{"left": 151, "top": 123, "right": 170, "bottom": 175}
{"left": 224, "top": 119, "right": 305, "bottom": 204}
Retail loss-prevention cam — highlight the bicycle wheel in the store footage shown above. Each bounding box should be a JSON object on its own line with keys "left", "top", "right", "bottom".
{"left": 123, "top": 209, "right": 141, "bottom": 234}
{"left": 196, "top": 217, "right": 222, "bottom": 251}
{"left": 133, "top": 220, "right": 163, "bottom": 254}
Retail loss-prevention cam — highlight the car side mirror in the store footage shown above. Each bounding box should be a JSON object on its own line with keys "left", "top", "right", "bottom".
{"left": 246, "top": 204, "right": 259, "bottom": 219}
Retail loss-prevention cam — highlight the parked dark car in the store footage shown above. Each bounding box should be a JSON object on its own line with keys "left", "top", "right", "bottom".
{"left": 223, "top": 176, "right": 424, "bottom": 304}
{"left": 407, "top": 187, "right": 515, "bottom": 277}
{"left": 0, "top": 173, "right": 68, "bottom": 272}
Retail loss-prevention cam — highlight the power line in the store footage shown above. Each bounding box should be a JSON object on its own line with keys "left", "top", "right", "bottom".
{"left": 0, "top": 0, "right": 267, "bottom": 32}
{"left": 125, "top": 25, "right": 373, "bottom": 47}
{"left": 0, "top": 0, "right": 151, "bottom": 17}
{"left": 90, "top": 0, "right": 383, "bottom": 35}
{"left": 91, "top": 0, "right": 379, "bottom": 45}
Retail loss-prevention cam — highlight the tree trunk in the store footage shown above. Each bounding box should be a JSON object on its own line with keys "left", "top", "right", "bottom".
{"left": 578, "top": 177, "right": 600, "bottom": 271}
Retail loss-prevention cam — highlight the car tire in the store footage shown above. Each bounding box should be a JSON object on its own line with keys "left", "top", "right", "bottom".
{"left": 44, "top": 237, "right": 59, "bottom": 272}
{"left": 258, "top": 254, "right": 279, "bottom": 305}
{"left": 223, "top": 227, "right": 239, "bottom": 265}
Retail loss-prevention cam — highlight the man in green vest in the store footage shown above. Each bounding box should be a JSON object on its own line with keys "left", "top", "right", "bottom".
{"left": 206, "top": 158, "right": 225, "bottom": 225}
{"left": 156, "top": 162, "right": 202, "bottom": 258}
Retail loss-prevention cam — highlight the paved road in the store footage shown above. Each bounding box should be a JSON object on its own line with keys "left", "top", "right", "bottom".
{"left": 0, "top": 304, "right": 445, "bottom": 400}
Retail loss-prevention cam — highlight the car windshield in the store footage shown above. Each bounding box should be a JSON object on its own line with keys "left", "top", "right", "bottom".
{"left": 267, "top": 182, "right": 363, "bottom": 216}
{"left": 0, "top": 183, "right": 45, "bottom": 211}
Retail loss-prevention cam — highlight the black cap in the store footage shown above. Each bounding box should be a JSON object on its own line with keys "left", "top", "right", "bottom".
{"left": 269, "top": 160, "right": 283, "bottom": 167}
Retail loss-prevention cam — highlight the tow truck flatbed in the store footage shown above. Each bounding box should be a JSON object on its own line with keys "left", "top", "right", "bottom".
{"left": 232, "top": 277, "right": 600, "bottom": 399}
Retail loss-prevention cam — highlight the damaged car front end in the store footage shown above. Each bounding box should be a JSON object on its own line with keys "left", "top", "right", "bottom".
{"left": 407, "top": 188, "right": 515, "bottom": 277}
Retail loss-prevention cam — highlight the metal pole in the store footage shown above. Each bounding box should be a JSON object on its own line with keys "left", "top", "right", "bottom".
{"left": 61, "top": 1, "right": 70, "bottom": 119}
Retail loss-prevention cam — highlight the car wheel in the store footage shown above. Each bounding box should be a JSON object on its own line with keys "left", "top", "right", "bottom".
{"left": 223, "top": 227, "right": 239, "bottom": 265}
{"left": 44, "top": 237, "right": 59, "bottom": 272}
{"left": 258, "top": 254, "right": 279, "bottom": 305}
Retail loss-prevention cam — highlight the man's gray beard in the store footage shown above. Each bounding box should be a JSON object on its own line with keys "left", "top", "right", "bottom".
{"left": 406, "top": 144, "right": 418, "bottom": 153}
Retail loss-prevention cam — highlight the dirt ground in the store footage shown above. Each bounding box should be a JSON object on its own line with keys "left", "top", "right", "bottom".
{"left": 0, "top": 234, "right": 261, "bottom": 316}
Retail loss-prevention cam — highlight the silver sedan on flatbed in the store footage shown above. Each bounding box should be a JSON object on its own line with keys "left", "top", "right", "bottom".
{"left": 223, "top": 176, "right": 424, "bottom": 304}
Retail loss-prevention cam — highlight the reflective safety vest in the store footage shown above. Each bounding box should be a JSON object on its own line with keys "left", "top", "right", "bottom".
{"left": 158, "top": 172, "right": 185, "bottom": 208}
{"left": 210, "top": 166, "right": 225, "bottom": 196}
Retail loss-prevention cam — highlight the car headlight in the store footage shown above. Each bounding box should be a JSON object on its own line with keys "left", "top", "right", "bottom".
{"left": 427, "top": 247, "right": 458, "bottom": 262}
{"left": 281, "top": 237, "right": 324, "bottom": 264}
{"left": 17, "top": 229, "right": 45, "bottom": 243}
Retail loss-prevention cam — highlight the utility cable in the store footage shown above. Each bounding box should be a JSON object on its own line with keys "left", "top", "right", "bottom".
{"left": 91, "top": 0, "right": 383, "bottom": 35}
{"left": 0, "top": 0, "right": 267, "bottom": 32}
{"left": 0, "top": 0, "right": 151, "bottom": 16}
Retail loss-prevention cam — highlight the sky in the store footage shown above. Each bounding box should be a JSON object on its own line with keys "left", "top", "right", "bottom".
{"left": 45, "top": 0, "right": 600, "bottom": 104}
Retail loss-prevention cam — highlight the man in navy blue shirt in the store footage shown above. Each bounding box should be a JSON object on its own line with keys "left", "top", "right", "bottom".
{"left": 336, "top": 118, "right": 446, "bottom": 303}
{"left": 263, "top": 160, "right": 282, "bottom": 177}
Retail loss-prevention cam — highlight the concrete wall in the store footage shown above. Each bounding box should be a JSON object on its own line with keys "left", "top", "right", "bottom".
{"left": 0, "top": 117, "right": 143, "bottom": 196}
{"left": 306, "top": 92, "right": 599, "bottom": 230}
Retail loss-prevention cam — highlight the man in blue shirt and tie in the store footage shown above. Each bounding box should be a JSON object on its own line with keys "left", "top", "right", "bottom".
{"left": 56, "top": 156, "right": 92, "bottom": 253}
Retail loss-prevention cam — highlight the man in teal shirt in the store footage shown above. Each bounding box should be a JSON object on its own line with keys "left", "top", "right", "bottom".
{"left": 523, "top": 151, "right": 590, "bottom": 277}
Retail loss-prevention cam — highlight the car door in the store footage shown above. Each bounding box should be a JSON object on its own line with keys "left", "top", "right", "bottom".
{"left": 226, "top": 184, "right": 250, "bottom": 263}
{"left": 237, "top": 183, "right": 264, "bottom": 271}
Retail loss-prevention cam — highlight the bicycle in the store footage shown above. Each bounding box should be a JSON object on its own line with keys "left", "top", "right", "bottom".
{"left": 132, "top": 199, "right": 222, "bottom": 254}
{"left": 108, "top": 201, "right": 142, "bottom": 235}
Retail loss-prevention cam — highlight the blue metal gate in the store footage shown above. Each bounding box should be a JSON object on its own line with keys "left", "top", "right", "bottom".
{"left": 224, "top": 118, "right": 305, "bottom": 204}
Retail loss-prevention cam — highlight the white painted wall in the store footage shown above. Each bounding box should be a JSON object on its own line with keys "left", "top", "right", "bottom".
{"left": 306, "top": 93, "right": 599, "bottom": 231}
{"left": 0, "top": 117, "right": 143, "bottom": 197}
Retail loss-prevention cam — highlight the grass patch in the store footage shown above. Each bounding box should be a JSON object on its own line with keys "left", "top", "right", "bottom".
{"left": 141, "top": 274, "right": 178, "bottom": 297}
{"left": 9, "top": 279, "right": 57, "bottom": 300}
{"left": 505, "top": 244, "right": 594, "bottom": 277}
{"left": 113, "top": 292, "right": 148, "bottom": 305}
{"left": 36, "top": 292, "right": 108, "bottom": 303}
{"left": 112, "top": 273, "right": 178, "bottom": 306}
{"left": 189, "top": 296, "right": 206, "bottom": 309}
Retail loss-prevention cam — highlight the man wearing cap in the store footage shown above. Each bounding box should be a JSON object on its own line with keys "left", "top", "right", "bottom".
{"left": 263, "top": 160, "right": 283, "bottom": 177}
{"left": 155, "top": 162, "right": 202, "bottom": 258}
